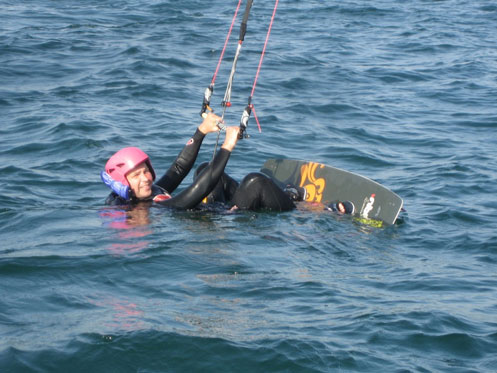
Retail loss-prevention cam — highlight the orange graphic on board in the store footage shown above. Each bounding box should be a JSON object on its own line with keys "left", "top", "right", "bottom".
{"left": 299, "top": 162, "right": 326, "bottom": 202}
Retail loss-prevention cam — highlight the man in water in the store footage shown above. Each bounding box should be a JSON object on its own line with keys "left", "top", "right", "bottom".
{"left": 101, "top": 112, "right": 355, "bottom": 214}
{"left": 102, "top": 113, "right": 294, "bottom": 211}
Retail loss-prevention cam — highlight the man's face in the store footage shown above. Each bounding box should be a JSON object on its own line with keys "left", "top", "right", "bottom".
{"left": 126, "top": 162, "right": 153, "bottom": 199}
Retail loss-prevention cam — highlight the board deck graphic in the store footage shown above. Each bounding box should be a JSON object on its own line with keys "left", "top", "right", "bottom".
{"left": 260, "top": 159, "right": 403, "bottom": 225}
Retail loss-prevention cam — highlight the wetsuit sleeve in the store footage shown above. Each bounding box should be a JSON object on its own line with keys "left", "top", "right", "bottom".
{"left": 155, "top": 129, "right": 206, "bottom": 193}
{"left": 156, "top": 148, "right": 231, "bottom": 210}
{"left": 194, "top": 161, "right": 239, "bottom": 204}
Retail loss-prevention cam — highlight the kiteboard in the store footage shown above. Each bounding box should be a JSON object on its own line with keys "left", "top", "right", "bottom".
{"left": 260, "top": 159, "right": 403, "bottom": 226}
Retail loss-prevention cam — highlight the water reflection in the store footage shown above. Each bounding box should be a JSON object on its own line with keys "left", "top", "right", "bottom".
{"left": 90, "top": 296, "right": 146, "bottom": 331}
{"left": 99, "top": 204, "right": 154, "bottom": 255}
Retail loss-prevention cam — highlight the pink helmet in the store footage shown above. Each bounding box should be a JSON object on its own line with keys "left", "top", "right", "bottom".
{"left": 105, "top": 147, "right": 156, "bottom": 187}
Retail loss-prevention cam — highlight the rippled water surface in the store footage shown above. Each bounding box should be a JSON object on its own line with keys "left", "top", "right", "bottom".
{"left": 1, "top": 0, "right": 497, "bottom": 372}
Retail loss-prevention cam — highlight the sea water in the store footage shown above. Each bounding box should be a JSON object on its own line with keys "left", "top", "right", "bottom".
{"left": 1, "top": 0, "right": 497, "bottom": 371}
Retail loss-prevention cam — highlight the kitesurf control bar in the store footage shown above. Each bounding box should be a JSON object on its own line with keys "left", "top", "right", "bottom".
{"left": 200, "top": 0, "right": 279, "bottom": 143}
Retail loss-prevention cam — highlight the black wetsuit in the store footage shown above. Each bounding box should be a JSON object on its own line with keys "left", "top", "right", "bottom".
{"left": 194, "top": 163, "right": 295, "bottom": 212}
{"left": 232, "top": 172, "right": 295, "bottom": 211}
{"left": 106, "top": 129, "right": 231, "bottom": 209}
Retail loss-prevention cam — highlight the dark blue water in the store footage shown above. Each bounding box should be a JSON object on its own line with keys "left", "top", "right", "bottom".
{"left": 1, "top": 0, "right": 497, "bottom": 371}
